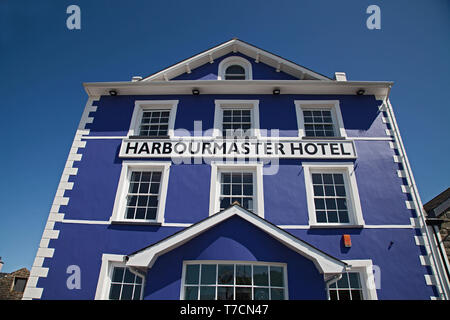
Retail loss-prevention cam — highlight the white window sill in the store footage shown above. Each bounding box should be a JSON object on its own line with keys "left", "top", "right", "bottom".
{"left": 301, "top": 136, "right": 346, "bottom": 140}
{"left": 309, "top": 223, "right": 364, "bottom": 229}
{"left": 110, "top": 220, "right": 162, "bottom": 226}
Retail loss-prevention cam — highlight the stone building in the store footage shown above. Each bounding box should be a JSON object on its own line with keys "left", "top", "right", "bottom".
{"left": 0, "top": 259, "right": 29, "bottom": 300}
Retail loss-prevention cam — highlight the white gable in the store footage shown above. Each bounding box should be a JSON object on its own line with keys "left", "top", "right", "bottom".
{"left": 126, "top": 205, "right": 347, "bottom": 275}
{"left": 141, "top": 39, "right": 331, "bottom": 82}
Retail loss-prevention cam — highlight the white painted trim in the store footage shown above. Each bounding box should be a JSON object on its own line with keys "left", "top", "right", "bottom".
{"left": 217, "top": 56, "right": 253, "bottom": 80}
{"left": 209, "top": 161, "right": 265, "bottom": 218}
{"left": 84, "top": 80, "right": 392, "bottom": 98}
{"left": 80, "top": 135, "right": 393, "bottom": 142}
{"left": 127, "top": 100, "right": 178, "bottom": 138}
{"left": 139, "top": 39, "right": 330, "bottom": 82}
{"left": 49, "top": 218, "right": 415, "bottom": 229}
{"left": 340, "top": 259, "right": 378, "bottom": 300}
{"left": 180, "top": 260, "right": 288, "bottom": 300}
{"left": 23, "top": 96, "right": 100, "bottom": 300}
{"left": 302, "top": 162, "right": 365, "bottom": 227}
{"left": 213, "top": 99, "right": 260, "bottom": 138}
{"left": 385, "top": 99, "right": 449, "bottom": 299}
{"left": 95, "top": 254, "right": 144, "bottom": 300}
{"left": 126, "top": 205, "right": 347, "bottom": 274}
{"left": 294, "top": 100, "right": 347, "bottom": 138}
{"left": 110, "top": 161, "right": 171, "bottom": 224}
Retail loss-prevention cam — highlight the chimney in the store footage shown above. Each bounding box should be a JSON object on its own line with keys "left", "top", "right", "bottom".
{"left": 334, "top": 72, "right": 347, "bottom": 81}
{"left": 0, "top": 257, "right": 3, "bottom": 272}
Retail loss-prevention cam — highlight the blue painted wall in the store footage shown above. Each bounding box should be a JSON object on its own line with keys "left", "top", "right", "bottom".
{"left": 172, "top": 52, "right": 299, "bottom": 81}
{"left": 36, "top": 57, "right": 436, "bottom": 300}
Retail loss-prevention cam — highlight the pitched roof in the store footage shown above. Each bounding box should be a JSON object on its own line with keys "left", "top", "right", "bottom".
{"left": 424, "top": 188, "right": 450, "bottom": 217}
{"left": 126, "top": 205, "right": 347, "bottom": 275}
{"left": 140, "top": 38, "right": 332, "bottom": 82}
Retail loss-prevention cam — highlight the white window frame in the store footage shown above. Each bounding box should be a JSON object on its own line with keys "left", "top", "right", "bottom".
{"left": 180, "top": 260, "right": 288, "bottom": 300}
{"left": 94, "top": 254, "right": 146, "bottom": 300}
{"left": 128, "top": 100, "right": 178, "bottom": 138}
{"left": 326, "top": 259, "right": 378, "bottom": 300}
{"left": 213, "top": 100, "right": 260, "bottom": 138}
{"left": 209, "top": 162, "right": 264, "bottom": 218}
{"left": 217, "top": 56, "right": 253, "bottom": 80}
{"left": 110, "top": 161, "right": 171, "bottom": 224}
{"left": 303, "top": 162, "right": 364, "bottom": 227}
{"left": 294, "top": 100, "right": 347, "bottom": 138}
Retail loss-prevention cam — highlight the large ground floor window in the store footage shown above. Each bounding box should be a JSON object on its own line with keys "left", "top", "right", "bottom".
{"left": 181, "top": 261, "right": 287, "bottom": 300}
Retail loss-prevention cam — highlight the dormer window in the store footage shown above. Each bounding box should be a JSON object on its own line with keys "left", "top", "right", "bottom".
{"left": 225, "top": 65, "right": 246, "bottom": 80}
{"left": 218, "top": 56, "right": 252, "bottom": 80}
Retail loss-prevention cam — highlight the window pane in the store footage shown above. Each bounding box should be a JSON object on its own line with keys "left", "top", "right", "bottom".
{"left": 351, "top": 290, "right": 363, "bottom": 300}
{"left": 222, "top": 173, "right": 231, "bottom": 183}
{"left": 217, "top": 286, "right": 234, "bottom": 300}
{"left": 200, "top": 286, "right": 215, "bottom": 300}
{"left": 325, "top": 186, "right": 335, "bottom": 196}
{"left": 13, "top": 278, "right": 27, "bottom": 292}
{"left": 133, "top": 285, "right": 142, "bottom": 300}
{"left": 243, "top": 184, "right": 253, "bottom": 196}
{"left": 112, "top": 267, "right": 125, "bottom": 282}
{"left": 236, "top": 265, "right": 252, "bottom": 285}
{"left": 121, "top": 284, "right": 134, "bottom": 300}
{"left": 218, "top": 265, "right": 234, "bottom": 285}
{"left": 327, "top": 211, "right": 338, "bottom": 223}
{"left": 312, "top": 173, "right": 322, "bottom": 184}
{"left": 109, "top": 284, "right": 121, "bottom": 300}
{"left": 316, "top": 211, "right": 327, "bottom": 223}
{"left": 314, "top": 198, "right": 325, "bottom": 210}
{"left": 235, "top": 287, "right": 252, "bottom": 300}
{"left": 329, "top": 289, "right": 338, "bottom": 300}
{"left": 253, "top": 266, "right": 269, "bottom": 286}
{"left": 123, "top": 269, "right": 136, "bottom": 283}
{"left": 185, "top": 286, "right": 198, "bottom": 300}
{"left": 333, "top": 174, "right": 344, "bottom": 184}
{"left": 185, "top": 264, "right": 200, "bottom": 285}
{"left": 323, "top": 174, "right": 333, "bottom": 184}
{"left": 336, "top": 273, "right": 349, "bottom": 288}
{"left": 146, "top": 207, "right": 157, "bottom": 220}
{"left": 226, "top": 65, "right": 245, "bottom": 75}
{"left": 335, "top": 186, "right": 346, "bottom": 197}
{"left": 325, "top": 199, "right": 336, "bottom": 210}
{"left": 201, "top": 265, "right": 217, "bottom": 285}
{"left": 254, "top": 288, "right": 269, "bottom": 300}
{"left": 338, "top": 211, "right": 349, "bottom": 223}
{"left": 270, "top": 288, "right": 285, "bottom": 300}
{"left": 242, "top": 173, "right": 252, "bottom": 183}
{"left": 270, "top": 266, "right": 284, "bottom": 287}
{"left": 348, "top": 273, "right": 361, "bottom": 288}
{"left": 338, "top": 290, "right": 351, "bottom": 300}
{"left": 336, "top": 198, "right": 347, "bottom": 210}
{"left": 313, "top": 185, "right": 324, "bottom": 196}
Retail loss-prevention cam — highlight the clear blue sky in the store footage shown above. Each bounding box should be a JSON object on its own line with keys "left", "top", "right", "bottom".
{"left": 0, "top": 1, "right": 449, "bottom": 273}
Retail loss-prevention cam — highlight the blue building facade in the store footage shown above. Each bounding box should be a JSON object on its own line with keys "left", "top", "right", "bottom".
{"left": 23, "top": 39, "right": 450, "bottom": 300}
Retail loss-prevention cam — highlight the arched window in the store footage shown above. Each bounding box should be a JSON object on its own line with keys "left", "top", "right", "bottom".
{"left": 225, "top": 65, "right": 246, "bottom": 80}
{"left": 218, "top": 56, "right": 252, "bottom": 80}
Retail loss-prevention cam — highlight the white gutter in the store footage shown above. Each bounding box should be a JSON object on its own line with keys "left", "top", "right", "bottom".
{"left": 83, "top": 80, "right": 393, "bottom": 97}
{"left": 384, "top": 96, "right": 449, "bottom": 299}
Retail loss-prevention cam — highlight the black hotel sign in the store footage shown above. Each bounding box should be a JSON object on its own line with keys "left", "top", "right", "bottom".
{"left": 119, "top": 139, "right": 357, "bottom": 159}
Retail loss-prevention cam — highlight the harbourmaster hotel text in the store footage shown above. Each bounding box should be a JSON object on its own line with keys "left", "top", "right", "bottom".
{"left": 24, "top": 39, "right": 450, "bottom": 300}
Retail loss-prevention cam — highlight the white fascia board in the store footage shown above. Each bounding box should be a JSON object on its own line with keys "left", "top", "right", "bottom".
{"left": 140, "top": 39, "right": 330, "bottom": 82}
{"left": 125, "top": 205, "right": 347, "bottom": 274}
{"left": 83, "top": 80, "right": 393, "bottom": 98}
